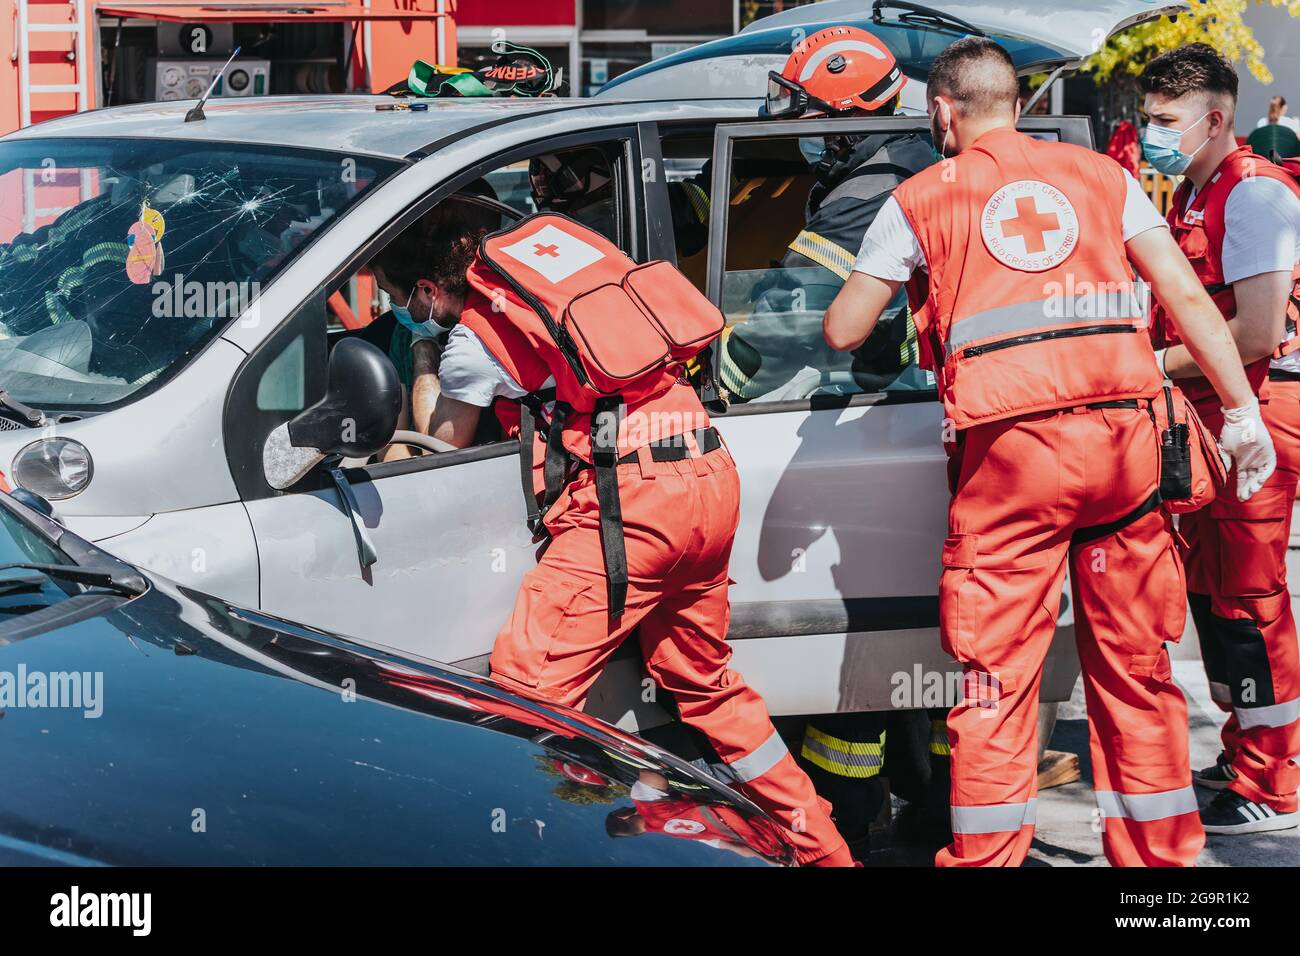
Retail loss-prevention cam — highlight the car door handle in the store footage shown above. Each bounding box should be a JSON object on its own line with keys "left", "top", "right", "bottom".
{"left": 328, "top": 465, "right": 378, "bottom": 570}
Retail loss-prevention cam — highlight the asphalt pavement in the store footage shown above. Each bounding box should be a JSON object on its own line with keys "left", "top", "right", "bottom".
{"left": 1028, "top": 551, "right": 1300, "bottom": 866}
{"left": 870, "top": 552, "right": 1300, "bottom": 866}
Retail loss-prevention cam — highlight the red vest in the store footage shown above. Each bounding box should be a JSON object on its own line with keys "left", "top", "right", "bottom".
{"left": 462, "top": 214, "right": 721, "bottom": 464}
{"left": 896, "top": 127, "right": 1162, "bottom": 430}
{"left": 1150, "top": 146, "right": 1300, "bottom": 409}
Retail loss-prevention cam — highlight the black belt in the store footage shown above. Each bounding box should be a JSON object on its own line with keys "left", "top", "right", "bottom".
{"left": 1270, "top": 369, "right": 1300, "bottom": 382}
{"left": 1071, "top": 490, "right": 1161, "bottom": 546}
{"left": 617, "top": 427, "right": 723, "bottom": 465}
{"left": 1068, "top": 398, "right": 1157, "bottom": 543}
{"left": 1081, "top": 399, "right": 1142, "bottom": 410}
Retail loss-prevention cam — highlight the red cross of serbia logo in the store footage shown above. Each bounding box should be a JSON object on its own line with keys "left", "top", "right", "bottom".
{"left": 980, "top": 180, "right": 1080, "bottom": 273}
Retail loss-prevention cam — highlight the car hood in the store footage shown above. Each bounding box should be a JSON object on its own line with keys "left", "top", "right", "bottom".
{"left": 598, "top": 0, "right": 1189, "bottom": 103}
{"left": 0, "top": 578, "right": 793, "bottom": 866}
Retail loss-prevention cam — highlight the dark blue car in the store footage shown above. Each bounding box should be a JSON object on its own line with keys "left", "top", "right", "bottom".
{"left": 0, "top": 490, "right": 792, "bottom": 866}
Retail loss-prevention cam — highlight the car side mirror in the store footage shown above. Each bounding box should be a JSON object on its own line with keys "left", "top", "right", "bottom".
{"left": 262, "top": 337, "right": 402, "bottom": 490}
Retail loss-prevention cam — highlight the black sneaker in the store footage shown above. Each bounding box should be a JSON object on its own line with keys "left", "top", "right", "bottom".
{"left": 1201, "top": 789, "right": 1298, "bottom": 835}
{"left": 1192, "top": 753, "right": 1238, "bottom": 791}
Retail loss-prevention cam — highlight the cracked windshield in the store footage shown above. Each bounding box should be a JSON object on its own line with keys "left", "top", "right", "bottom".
{"left": 0, "top": 138, "right": 397, "bottom": 410}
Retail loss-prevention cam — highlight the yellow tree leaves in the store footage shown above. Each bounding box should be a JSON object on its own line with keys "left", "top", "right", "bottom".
{"left": 1087, "top": 0, "right": 1300, "bottom": 84}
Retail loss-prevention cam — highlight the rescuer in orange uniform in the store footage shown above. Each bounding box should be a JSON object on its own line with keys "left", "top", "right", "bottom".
{"left": 824, "top": 37, "right": 1275, "bottom": 867}
{"left": 1140, "top": 44, "right": 1300, "bottom": 836}
{"left": 419, "top": 210, "right": 852, "bottom": 866}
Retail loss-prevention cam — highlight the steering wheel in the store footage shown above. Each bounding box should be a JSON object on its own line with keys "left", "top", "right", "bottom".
{"left": 456, "top": 193, "right": 525, "bottom": 224}
{"left": 387, "top": 429, "right": 461, "bottom": 454}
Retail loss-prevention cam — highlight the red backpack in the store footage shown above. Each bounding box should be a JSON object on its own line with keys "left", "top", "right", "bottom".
{"left": 469, "top": 213, "right": 723, "bottom": 410}
{"left": 463, "top": 213, "right": 725, "bottom": 615}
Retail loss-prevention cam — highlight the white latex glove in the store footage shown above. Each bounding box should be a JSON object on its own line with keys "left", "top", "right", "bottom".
{"left": 1218, "top": 399, "right": 1277, "bottom": 501}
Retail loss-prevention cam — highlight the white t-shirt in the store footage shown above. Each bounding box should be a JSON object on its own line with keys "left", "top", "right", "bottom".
{"left": 853, "top": 173, "right": 1167, "bottom": 281}
{"left": 1181, "top": 176, "right": 1300, "bottom": 371}
{"left": 1256, "top": 115, "right": 1300, "bottom": 134}
{"left": 437, "top": 323, "right": 535, "bottom": 407}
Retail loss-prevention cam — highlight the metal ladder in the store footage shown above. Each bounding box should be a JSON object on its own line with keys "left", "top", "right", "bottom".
{"left": 14, "top": 0, "right": 89, "bottom": 129}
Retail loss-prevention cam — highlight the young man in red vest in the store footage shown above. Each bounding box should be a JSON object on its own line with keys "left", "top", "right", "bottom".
{"left": 824, "top": 37, "right": 1274, "bottom": 866}
{"left": 1140, "top": 44, "right": 1300, "bottom": 836}
{"left": 417, "top": 213, "right": 852, "bottom": 866}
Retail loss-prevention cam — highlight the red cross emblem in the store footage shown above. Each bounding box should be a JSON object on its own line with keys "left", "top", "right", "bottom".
{"left": 980, "top": 180, "right": 1079, "bottom": 273}
{"left": 533, "top": 243, "right": 560, "bottom": 257}
{"left": 999, "top": 197, "right": 1060, "bottom": 255}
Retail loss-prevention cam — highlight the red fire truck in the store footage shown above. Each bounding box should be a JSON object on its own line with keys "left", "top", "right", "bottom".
{"left": 1, "top": 0, "right": 454, "bottom": 133}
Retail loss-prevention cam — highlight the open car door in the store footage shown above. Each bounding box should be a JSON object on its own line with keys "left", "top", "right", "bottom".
{"left": 702, "top": 115, "right": 1092, "bottom": 715}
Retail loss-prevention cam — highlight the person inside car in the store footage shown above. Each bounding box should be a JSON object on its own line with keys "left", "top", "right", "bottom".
{"left": 359, "top": 196, "right": 501, "bottom": 458}
{"left": 528, "top": 146, "right": 619, "bottom": 237}
{"left": 718, "top": 25, "right": 934, "bottom": 403}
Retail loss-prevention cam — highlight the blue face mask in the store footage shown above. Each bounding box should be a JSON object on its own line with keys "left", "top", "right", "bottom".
{"left": 391, "top": 290, "right": 445, "bottom": 341}
{"left": 1140, "top": 111, "right": 1210, "bottom": 176}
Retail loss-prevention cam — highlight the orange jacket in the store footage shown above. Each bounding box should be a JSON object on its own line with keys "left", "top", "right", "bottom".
{"left": 897, "top": 127, "right": 1162, "bottom": 430}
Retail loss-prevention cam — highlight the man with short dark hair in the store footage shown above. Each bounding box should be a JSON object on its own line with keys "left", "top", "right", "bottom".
{"left": 1140, "top": 43, "right": 1300, "bottom": 836}
{"left": 824, "top": 36, "right": 1273, "bottom": 866}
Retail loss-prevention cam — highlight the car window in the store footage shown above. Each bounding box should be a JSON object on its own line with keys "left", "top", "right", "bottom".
{"left": 659, "top": 131, "right": 713, "bottom": 294}
{"left": 336, "top": 139, "right": 633, "bottom": 464}
{"left": 477, "top": 143, "right": 624, "bottom": 246}
{"left": 0, "top": 138, "right": 398, "bottom": 413}
{"left": 328, "top": 193, "right": 513, "bottom": 457}
{"left": 712, "top": 133, "right": 935, "bottom": 406}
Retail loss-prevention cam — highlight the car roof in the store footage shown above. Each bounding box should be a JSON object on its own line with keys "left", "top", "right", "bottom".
{"left": 597, "top": 0, "right": 1190, "bottom": 103}
{"left": 2, "top": 94, "right": 597, "bottom": 161}
{"left": 742, "top": 0, "right": 1191, "bottom": 63}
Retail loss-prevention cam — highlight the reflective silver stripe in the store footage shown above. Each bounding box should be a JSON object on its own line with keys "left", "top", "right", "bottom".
{"left": 950, "top": 798, "right": 1037, "bottom": 834}
{"left": 945, "top": 294, "right": 1144, "bottom": 357}
{"left": 1209, "top": 681, "right": 1233, "bottom": 704}
{"left": 725, "top": 729, "right": 789, "bottom": 784}
{"left": 1236, "top": 695, "right": 1300, "bottom": 730}
{"left": 1096, "top": 785, "right": 1198, "bottom": 822}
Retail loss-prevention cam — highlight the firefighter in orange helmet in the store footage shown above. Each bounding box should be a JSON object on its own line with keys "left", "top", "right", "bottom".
{"left": 722, "top": 26, "right": 931, "bottom": 403}
{"left": 825, "top": 37, "right": 1274, "bottom": 867}
{"left": 720, "top": 26, "right": 938, "bottom": 860}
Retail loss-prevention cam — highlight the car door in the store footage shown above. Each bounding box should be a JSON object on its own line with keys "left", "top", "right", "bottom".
{"left": 650, "top": 115, "right": 1091, "bottom": 715}
{"left": 231, "top": 126, "right": 671, "bottom": 727}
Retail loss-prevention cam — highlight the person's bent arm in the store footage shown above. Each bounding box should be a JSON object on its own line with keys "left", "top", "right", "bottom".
{"left": 411, "top": 338, "right": 441, "bottom": 435}
{"left": 824, "top": 272, "right": 904, "bottom": 351}
{"left": 1126, "top": 227, "right": 1255, "bottom": 408}
{"left": 1159, "top": 270, "right": 1292, "bottom": 378}
{"left": 825, "top": 194, "right": 922, "bottom": 351}
{"left": 426, "top": 394, "right": 483, "bottom": 449}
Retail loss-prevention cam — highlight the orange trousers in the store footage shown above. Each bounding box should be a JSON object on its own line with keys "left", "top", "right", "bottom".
{"left": 937, "top": 404, "right": 1204, "bottom": 867}
{"left": 489, "top": 443, "right": 851, "bottom": 866}
{"left": 1184, "top": 381, "right": 1300, "bottom": 813}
